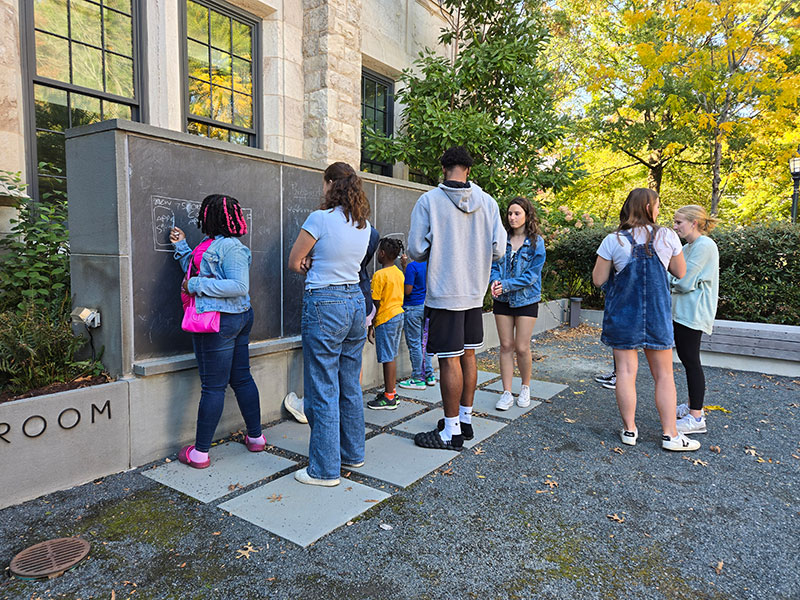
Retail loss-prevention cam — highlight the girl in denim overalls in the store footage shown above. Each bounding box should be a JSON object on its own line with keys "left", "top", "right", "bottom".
{"left": 490, "top": 197, "right": 546, "bottom": 411}
{"left": 592, "top": 189, "right": 700, "bottom": 452}
{"left": 170, "top": 194, "right": 264, "bottom": 469}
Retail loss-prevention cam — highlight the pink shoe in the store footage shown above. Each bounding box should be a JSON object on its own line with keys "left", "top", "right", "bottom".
{"left": 178, "top": 445, "right": 210, "bottom": 469}
{"left": 245, "top": 435, "right": 266, "bottom": 452}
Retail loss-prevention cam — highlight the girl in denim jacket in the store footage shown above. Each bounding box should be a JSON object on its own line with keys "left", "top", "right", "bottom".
{"left": 490, "top": 197, "right": 546, "bottom": 411}
{"left": 170, "top": 194, "right": 264, "bottom": 469}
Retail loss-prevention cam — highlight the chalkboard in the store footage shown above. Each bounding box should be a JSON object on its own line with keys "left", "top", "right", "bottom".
{"left": 127, "top": 136, "right": 281, "bottom": 359}
{"left": 375, "top": 184, "right": 422, "bottom": 266}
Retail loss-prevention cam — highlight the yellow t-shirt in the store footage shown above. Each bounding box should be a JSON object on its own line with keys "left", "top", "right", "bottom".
{"left": 371, "top": 265, "right": 405, "bottom": 327}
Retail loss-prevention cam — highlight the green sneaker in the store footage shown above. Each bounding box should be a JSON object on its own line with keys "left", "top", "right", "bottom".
{"left": 367, "top": 393, "right": 398, "bottom": 410}
{"left": 425, "top": 375, "right": 437, "bottom": 386}
{"left": 398, "top": 378, "right": 426, "bottom": 390}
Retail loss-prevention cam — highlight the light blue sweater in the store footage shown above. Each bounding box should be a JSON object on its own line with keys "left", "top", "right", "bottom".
{"left": 670, "top": 235, "right": 719, "bottom": 335}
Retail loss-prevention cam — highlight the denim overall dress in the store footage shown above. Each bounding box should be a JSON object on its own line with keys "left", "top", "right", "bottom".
{"left": 600, "top": 230, "right": 674, "bottom": 350}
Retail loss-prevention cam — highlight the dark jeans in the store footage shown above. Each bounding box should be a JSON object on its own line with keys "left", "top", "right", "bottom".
{"left": 673, "top": 321, "right": 705, "bottom": 411}
{"left": 192, "top": 307, "right": 261, "bottom": 452}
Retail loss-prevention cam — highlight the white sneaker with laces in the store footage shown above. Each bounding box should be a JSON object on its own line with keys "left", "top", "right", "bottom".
{"left": 676, "top": 403, "right": 690, "bottom": 419}
{"left": 676, "top": 414, "right": 707, "bottom": 434}
{"left": 495, "top": 390, "right": 514, "bottom": 411}
{"left": 517, "top": 385, "right": 531, "bottom": 407}
{"left": 283, "top": 392, "right": 308, "bottom": 424}
{"left": 294, "top": 467, "right": 339, "bottom": 486}
{"left": 662, "top": 432, "right": 701, "bottom": 451}
{"left": 620, "top": 429, "right": 638, "bottom": 446}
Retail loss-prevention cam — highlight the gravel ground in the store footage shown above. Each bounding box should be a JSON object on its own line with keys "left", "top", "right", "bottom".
{"left": 1, "top": 325, "right": 798, "bottom": 600}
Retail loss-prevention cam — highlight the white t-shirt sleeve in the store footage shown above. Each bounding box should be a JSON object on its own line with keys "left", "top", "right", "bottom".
{"left": 301, "top": 210, "right": 324, "bottom": 240}
{"left": 596, "top": 233, "right": 620, "bottom": 262}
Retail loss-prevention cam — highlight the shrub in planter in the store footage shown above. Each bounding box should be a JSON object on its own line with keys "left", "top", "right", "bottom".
{"left": 543, "top": 225, "right": 614, "bottom": 308}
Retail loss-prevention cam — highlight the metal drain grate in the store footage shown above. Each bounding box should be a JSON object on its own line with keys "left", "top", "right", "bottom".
{"left": 9, "top": 537, "right": 90, "bottom": 579}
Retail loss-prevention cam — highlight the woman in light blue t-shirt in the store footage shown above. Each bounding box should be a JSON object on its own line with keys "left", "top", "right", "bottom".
{"left": 288, "top": 162, "right": 371, "bottom": 487}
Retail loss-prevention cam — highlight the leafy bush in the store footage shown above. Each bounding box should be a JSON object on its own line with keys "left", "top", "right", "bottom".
{"left": 711, "top": 224, "right": 800, "bottom": 325}
{"left": 543, "top": 225, "right": 614, "bottom": 308}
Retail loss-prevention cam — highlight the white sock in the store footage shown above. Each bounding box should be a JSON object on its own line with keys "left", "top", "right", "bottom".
{"left": 459, "top": 405, "right": 473, "bottom": 425}
{"left": 440, "top": 416, "right": 461, "bottom": 441}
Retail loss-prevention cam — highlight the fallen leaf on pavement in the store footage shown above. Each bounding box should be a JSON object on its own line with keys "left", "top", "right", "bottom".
{"left": 607, "top": 513, "right": 625, "bottom": 523}
{"left": 564, "top": 418, "right": 576, "bottom": 423}
{"left": 212, "top": 531, "right": 221, "bottom": 536}
{"left": 236, "top": 542, "right": 258, "bottom": 560}
{"left": 705, "top": 405, "right": 731, "bottom": 413}
{"left": 613, "top": 447, "right": 624, "bottom": 455}
{"left": 712, "top": 560, "right": 724, "bottom": 574}
{"left": 267, "top": 494, "right": 282, "bottom": 503}
{"left": 744, "top": 447, "right": 757, "bottom": 456}
{"left": 228, "top": 483, "right": 243, "bottom": 491}
{"left": 379, "top": 523, "right": 393, "bottom": 530}
{"left": 710, "top": 446, "right": 721, "bottom": 453}
{"left": 543, "top": 480, "right": 558, "bottom": 488}
{"left": 364, "top": 499, "right": 380, "bottom": 503}
{"left": 474, "top": 447, "right": 485, "bottom": 455}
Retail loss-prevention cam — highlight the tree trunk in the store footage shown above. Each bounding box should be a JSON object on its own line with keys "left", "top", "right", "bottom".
{"left": 710, "top": 134, "right": 723, "bottom": 215}
{"left": 648, "top": 163, "right": 663, "bottom": 194}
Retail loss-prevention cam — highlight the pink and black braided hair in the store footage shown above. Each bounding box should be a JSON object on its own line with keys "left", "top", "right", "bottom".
{"left": 197, "top": 194, "right": 248, "bottom": 238}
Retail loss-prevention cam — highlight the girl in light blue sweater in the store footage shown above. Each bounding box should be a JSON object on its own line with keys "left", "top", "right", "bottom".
{"left": 671, "top": 205, "right": 720, "bottom": 436}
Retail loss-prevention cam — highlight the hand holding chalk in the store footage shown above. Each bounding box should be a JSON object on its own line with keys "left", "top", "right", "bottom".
{"left": 170, "top": 227, "right": 186, "bottom": 243}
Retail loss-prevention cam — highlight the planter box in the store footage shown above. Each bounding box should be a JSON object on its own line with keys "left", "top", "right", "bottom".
{"left": 0, "top": 381, "right": 130, "bottom": 509}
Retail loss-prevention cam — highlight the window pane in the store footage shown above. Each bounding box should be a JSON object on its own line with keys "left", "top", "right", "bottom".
{"left": 34, "top": 85, "right": 69, "bottom": 131}
{"left": 375, "top": 110, "right": 388, "bottom": 135}
{"left": 212, "top": 87, "right": 232, "bottom": 123}
{"left": 232, "top": 57, "right": 251, "bottom": 93}
{"left": 233, "top": 92, "right": 252, "bottom": 128}
{"left": 105, "top": 53, "right": 134, "bottom": 97}
{"left": 70, "top": 0, "right": 101, "bottom": 46}
{"left": 35, "top": 31, "right": 70, "bottom": 82}
{"left": 210, "top": 48, "right": 232, "bottom": 89}
{"left": 72, "top": 42, "right": 103, "bottom": 90}
{"left": 229, "top": 131, "right": 249, "bottom": 145}
{"left": 208, "top": 126, "right": 228, "bottom": 141}
{"left": 187, "top": 120, "right": 208, "bottom": 137}
{"left": 36, "top": 130, "right": 66, "bottom": 168}
{"left": 187, "top": 1, "right": 208, "bottom": 41}
{"left": 232, "top": 21, "right": 251, "bottom": 59}
{"left": 38, "top": 175, "right": 68, "bottom": 200}
{"left": 363, "top": 78, "right": 376, "bottom": 107}
{"left": 209, "top": 10, "right": 230, "bottom": 51}
{"left": 103, "top": 0, "right": 131, "bottom": 15}
{"left": 71, "top": 92, "right": 102, "bottom": 126}
{"left": 34, "top": 0, "right": 68, "bottom": 37}
{"left": 102, "top": 100, "right": 131, "bottom": 119}
{"left": 188, "top": 39, "right": 209, "bottom": 81}
{"left": 376, "top": 83, "right": 387, "bottom": 109}
{"left": 104, "top": 8, "right": 132, "bottom": 55}
{"left": 188, "top": 78, "right": 211, "bottom": 117}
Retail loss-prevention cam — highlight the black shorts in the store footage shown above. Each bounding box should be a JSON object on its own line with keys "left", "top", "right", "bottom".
{"left": 424, "top": 307, "right": 483, "bottom": 358}
{"left": 493, "top": 300, "right": 539, "bottom": 318}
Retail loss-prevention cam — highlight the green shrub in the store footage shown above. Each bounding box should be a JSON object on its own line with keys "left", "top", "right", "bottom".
{"left": 543, "top": 225, "right": 614, "bottom": 308}
{"left": 711, "top": 224, "right": 800, "bottom": 325}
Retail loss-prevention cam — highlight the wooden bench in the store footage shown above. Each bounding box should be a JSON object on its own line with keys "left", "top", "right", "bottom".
{"left": 701, "top": 320, "right": 800, "bottom": 362}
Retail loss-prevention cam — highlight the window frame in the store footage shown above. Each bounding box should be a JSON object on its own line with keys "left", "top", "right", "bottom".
{"left": 360, "top": 68, "right": 394, "bottom": 177}
{"left": 21, "top": 0, "right": 145, "bottom": 200}
{"left": 179, "top": 0, "right": 261, "bottom": 148}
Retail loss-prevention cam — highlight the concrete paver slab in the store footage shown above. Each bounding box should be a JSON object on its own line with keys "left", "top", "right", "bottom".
{"left": 484, "top": 377, "right": 568, "bottom": 399}
{"left": 353, "top": 433, "right": 459, "bottom": 487}
{"left": 396, "top": 371, "right": 499, "bottom": 404}
{"left": 477, "top": 370, "right": 500, "bottom": 385}
{"left": 471, "top": 390, "right": 542, "bottom": 420}
{"left": 218, "top": 473, "right": 391, "bottom": 547}
{"left": 142, "top": 442, "right": 297, "bottom": 503}
{"left": 363, "top": 399, "right": 426, "bottom": 427}
{"left": 392, "top": 413, "right": 507, "bottom": 448}
{"left": 263, "top": 420, "right": 311, "bottom": 457}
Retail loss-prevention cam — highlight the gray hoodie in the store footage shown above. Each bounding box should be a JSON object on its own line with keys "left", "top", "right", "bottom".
{"left": 407, "top": 182, "right": 506, "bottom": 310}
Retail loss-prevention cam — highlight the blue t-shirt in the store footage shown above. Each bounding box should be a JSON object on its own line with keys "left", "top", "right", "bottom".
{"left": 302, "top": 207, "right": 371, "bottom": 290}
{"left": 403, "top": 261, "right": 427, "bottom": 306}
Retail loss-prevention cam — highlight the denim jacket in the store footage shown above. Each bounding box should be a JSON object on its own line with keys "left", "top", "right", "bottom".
{"left": 173, "top": 236, "right": 251, "bottom": 314}
{"left": 490, "top": 235, "right": 546, "bottom": 307}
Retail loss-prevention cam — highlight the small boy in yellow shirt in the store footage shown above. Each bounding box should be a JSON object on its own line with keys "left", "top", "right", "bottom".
{"left": 368, "top": 238, "right": 405, "bottom": 409}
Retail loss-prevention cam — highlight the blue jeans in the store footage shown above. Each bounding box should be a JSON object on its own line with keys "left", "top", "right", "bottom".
{"left": 403, "top": 304, "right": 432, "bottom": 379}
{"left": 192, "top": 307, "right": 261, "bottom": 452}
{"left": 302, "top": 285, "right": 367, "bottom": 480}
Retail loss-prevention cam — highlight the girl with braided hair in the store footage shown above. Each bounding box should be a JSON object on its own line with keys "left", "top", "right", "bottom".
{"left": 169, "top": 194, "right": 264, "bottom": 469}
{"left": 367, "top": 237, "right": 406, "bottom": 410}
{"left": 288, "top": 162, "right": 372, "bottom": 486}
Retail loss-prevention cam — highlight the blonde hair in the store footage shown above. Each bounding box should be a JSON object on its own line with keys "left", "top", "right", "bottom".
{"left": 675, "top": 205, "right": 719, "bottom": 234}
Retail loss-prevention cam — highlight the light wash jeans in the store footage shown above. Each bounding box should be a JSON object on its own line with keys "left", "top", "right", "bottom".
{"left": 403, "top": 304, "right": 433, "bottom": 380}
{"left": 301, "top": 285, "right": 367, "bottom": 480}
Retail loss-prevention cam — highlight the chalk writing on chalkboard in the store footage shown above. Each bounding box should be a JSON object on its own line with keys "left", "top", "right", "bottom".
{"left": 151, "top": 195, "right": 252, "bottom": 252}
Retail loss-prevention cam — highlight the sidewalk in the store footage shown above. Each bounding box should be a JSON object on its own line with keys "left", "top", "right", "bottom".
{"left": 1, "top": 325, "right": 798, "bottom": 599}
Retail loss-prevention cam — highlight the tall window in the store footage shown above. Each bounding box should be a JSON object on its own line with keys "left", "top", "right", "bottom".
{"left": 27, "top": 0, "right": 140, "bottom": 199}
{"left": 184, "top": 0, "right": 258, "bottom": 146}
{"left": 360, "top": 70, "right": 393, "bottom": 177}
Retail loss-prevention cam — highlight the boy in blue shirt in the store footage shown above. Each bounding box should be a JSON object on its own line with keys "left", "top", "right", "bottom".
{"left": 398, "top": 257, "right": 436, "bottom": 390}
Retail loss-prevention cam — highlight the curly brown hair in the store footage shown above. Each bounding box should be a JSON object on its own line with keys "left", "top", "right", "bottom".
{"left": 321, "top": 162, "right": 370, "bottom": 229}
{"left": 505, "top": 196, "right": 541, "bottom": 240}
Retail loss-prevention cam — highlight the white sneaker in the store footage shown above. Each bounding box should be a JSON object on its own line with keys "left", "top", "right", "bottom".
{"left": 620, "top": 429, "right": 638, "bottom": 446}
{"left": 495, "top": 390, "right": 514, "bottom": 411}
{"left": 517, "top": 385, "right": 531, "bottom": 407}
{"left": 294, "top": 467, "right": 339, "bottom": 486}
{"left": 283, "top": 392, "right": 308, "bottom": 424}
{"left": 662, "top": 432, "right": 701, "bottom": 452}
{"left": 676, "top": 403, "right": 690, "bottom": 419}
{"left": 676, "top": 414, "right": 707, "bottom": 434}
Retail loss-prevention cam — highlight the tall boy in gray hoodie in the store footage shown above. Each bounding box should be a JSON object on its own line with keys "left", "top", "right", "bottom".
{"left": 407, "top": 146, "right": 506, "bottom": 450}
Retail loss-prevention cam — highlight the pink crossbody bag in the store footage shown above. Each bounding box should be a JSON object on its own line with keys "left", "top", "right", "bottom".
{"left": 181, "top": 239, "right": 221, "bottom": 333}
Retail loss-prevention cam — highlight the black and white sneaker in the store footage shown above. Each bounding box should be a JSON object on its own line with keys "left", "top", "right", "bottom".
{"left": 602, "top": 376, "right": 616, "bottom": 390}
{"left": 595, "top": 370, "right": 615, "bottom": 384}
{"left": 662, "top": 432, "right": 701, "bottom": 452}
{"left": 436, "top": 418, "right": 474, "bottom": 440}
{"left": 414, "top": 429, "right": 464, "bottom": 451}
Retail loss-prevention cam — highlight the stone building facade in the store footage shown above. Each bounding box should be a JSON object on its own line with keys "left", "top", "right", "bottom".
{"left": 0, "top": 0, "right": 447, "bottom": 210}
